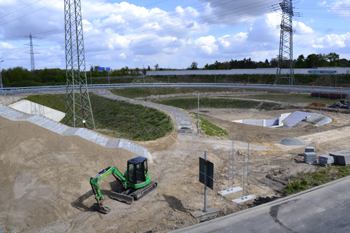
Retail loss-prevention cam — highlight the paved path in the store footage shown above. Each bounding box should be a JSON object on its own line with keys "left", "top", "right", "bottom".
{"left": 0, "top": 103, "right": 148, "bottom": 158}
{"left": 96, "top": 90, "right": 193, "bottom": 132}
{"left": 172, "top": 176, "right": 350, "bottom": 233}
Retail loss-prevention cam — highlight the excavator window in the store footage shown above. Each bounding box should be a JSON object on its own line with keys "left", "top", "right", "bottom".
{"left": 136, "top": 163, "right": 145, "bottom": 183}
{"left": 128, "top": 163, "right": 134, "bottom": 183}
{"left": 144, "top": 161, "right": 148, "bottom": 173}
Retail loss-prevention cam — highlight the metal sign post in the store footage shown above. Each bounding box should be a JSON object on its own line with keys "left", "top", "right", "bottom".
{"left": 199, "top": 150, "right": 214, "bottom": 213}
{"left": 242, "top": 141, "right": 250, "bottom": 200}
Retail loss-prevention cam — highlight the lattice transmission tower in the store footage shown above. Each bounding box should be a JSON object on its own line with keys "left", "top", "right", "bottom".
{"left": 274, "top": 0, "right": 299, "bottom": 85}
{"left": 24, "top": 33, "right": 39, "bottom": 73}
{"left": 64, "top": 0, "right": 95, "bottom": 129}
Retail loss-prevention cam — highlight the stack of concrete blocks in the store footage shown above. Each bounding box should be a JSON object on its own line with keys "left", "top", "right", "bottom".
{"left": 318, "top": 155, "right": 334, "bottom": 166}
{"left": 329, "top": 150, "right": 350, "bottom": 165}
{"left": 304, "top": 147, "right": 317, "bottom": 164}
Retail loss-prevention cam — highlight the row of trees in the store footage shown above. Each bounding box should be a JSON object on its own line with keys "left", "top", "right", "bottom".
{"left": 188, "top": 53, "right": 350, "bottom": 70}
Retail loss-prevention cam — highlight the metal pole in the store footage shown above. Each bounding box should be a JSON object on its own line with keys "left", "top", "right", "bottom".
{"left": 248, "top": 75, "right": 249, "bottom": 84}
{"left": 168, "top": 68, "right": 169, "bottom": 84}
{"left": 195, "top": 91, "right": 200, "bottom": 133}
{"left": 246, "top": 141, "right": 250, "bottom": 199}
{"left": 228, "top": 136, "right": 234, "bottom": 191}
{"left": 204, "top": 150, "right": 207, "bottom": 212}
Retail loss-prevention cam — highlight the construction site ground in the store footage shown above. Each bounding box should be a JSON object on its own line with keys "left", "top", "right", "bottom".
{"left": 1, "top": 91, "right": 350, "bottom": 233}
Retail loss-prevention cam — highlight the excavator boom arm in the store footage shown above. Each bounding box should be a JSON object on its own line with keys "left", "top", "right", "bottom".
{"left": 90, "top": 166, "right": 127, "bottom": 203}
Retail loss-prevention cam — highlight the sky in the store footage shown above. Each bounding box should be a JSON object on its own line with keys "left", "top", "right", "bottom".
{"left": 0, "top": 0, "right": 349, "bottom": 70}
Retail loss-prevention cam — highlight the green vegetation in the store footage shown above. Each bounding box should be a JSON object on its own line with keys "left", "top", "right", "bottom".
{"left": 111, "top": 87, "right": 245, "bottom": 99}
{"left": 284, "top": 165, "right": 350, "bottom": 195}
{"left": 199, "top": 116, "right": 228, "bottom": 138}
{"left": 26, "top": 93, "right": 173, "bottom": 141}
{"left": 27, "top": 94, "right": 66, "bottom": 112}
{"left": 155, "top": 98, "right": 281, "bottom": 110}
{"left": 238, "top": 94, "right": 339, "bottom": 105}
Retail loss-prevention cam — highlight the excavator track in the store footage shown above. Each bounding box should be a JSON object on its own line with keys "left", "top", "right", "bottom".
{"left": 132, "top": 181, "right": 157, "bottom": 200}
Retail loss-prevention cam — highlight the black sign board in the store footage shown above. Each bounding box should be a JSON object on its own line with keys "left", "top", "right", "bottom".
{"left": 199, "top": 157, "right": 214, "bottom": 190}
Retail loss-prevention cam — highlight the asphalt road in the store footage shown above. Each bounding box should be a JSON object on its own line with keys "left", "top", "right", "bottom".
{"left": 172, "top": 176, "right": 350, "bottom": 233}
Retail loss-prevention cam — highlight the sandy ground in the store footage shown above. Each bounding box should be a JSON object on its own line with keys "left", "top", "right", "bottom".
{"left": 2, "top": 93, "right": 350, "bottom": 232}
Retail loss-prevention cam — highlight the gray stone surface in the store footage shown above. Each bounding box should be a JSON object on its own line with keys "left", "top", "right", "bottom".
{"left": 304, "top": 152, "right": 317, "bottom": 164}
{"left": 96, "top": 90, "right": 193, "bottom": 132}
{"left": 319, "top": 155, "right": 334, "bottom": 165}
{"left": 305, "top": 147, "right": 315, "bottom": 153}
{"left": 191, "top": 208, "right": 220, "bottom": 222}
{"left": 279, "top": 138, "right": 306, "bottom": 146}
{"left": 283, "top": 111, "right": 312, "bottom": 127}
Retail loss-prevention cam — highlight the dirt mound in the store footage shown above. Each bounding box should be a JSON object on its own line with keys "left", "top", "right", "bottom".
{"left": 0, "top": 117, "right": 135, "bottom": 232}
{"left": 306, "top": 102, "right": 328, "bottom": 108}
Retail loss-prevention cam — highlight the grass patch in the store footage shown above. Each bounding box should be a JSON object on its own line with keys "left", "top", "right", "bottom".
{"left": 155, "top": 98, "right": 281, "bottom": 110}
{"left": 110, "top": 87, "right": 286, "bottom": 99}
{"left": 27, "top": 94, "right": 66, "bottom": 112}
{"left": 284, "top": 165, "right": 350, "bottom": 195}
{"left": 239, "top": 94, "right": 339, "bottom": 105}
{"left": 200, "top": 116, "right": 229, "bottom": 138}
{"left": 26, "top": 93, "right": 173, "bottom": 141}
{"left": 190, "top": 113, "right": 229, "bottom": 138}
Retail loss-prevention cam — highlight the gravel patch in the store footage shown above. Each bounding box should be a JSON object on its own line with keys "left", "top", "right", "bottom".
{"left": 279, "top": 138, "right": 306, "bottom": 146}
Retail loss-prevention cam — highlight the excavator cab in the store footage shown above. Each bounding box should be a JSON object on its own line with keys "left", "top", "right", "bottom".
{"left": 127, "top": 157, "right": 148, "bottom": 184}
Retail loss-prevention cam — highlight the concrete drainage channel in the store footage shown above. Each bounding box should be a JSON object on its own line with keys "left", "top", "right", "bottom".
{"left": 0, "top": 103, "right": 149, "bottom": 158}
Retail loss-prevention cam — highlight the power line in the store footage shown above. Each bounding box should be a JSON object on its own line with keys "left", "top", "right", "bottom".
{"left": 0, "top": 0, "right": 43, "bottom": 19}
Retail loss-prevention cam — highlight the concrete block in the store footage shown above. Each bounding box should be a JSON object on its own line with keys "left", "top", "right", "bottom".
{"left": 305, "top": 147, "right": 315, "bottom": 153}
{"left": 218, "top": 187, "right": 242, "bottom": 196}
{"left": 329, "top": 150, "right": 350, "bottom": 165}
{"left": 233, "top": 195, "right": 255, "bottom": 203}
{"left": 337, "top": 155, "right": 350, "bottom": 166}
{"left": 319, "top": 155, "right": 334, "bottom": 165}
{"left": 191, "top": 208, "right": 220, "bottom": 222}
{"left": 99, "top": 137, "right": 109, "bottom": 147}
{"left": 304, "top": 152, "right": 317, "bottom": 164}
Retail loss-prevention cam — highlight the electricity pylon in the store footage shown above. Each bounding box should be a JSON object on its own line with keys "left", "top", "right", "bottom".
{"left": 24, "top": 33, "right": 39, "bottom": 73}
{"left": 64, "top": 0, "right": 95, "bottom": 129}
{"left": 274, "top": 0, "right": 299, "bottom": 85}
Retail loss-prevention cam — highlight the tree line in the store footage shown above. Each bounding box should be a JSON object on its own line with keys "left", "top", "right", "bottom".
{"left": 1, "top": 52, "right": 349, "bottom": 87}
{"left": 188, "top": 52, "right": 349, "bottom": 70}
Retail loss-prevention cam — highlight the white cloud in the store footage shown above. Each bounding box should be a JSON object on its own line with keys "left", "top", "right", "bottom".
{"left": 199, "top": 0, "right": 280, "bottom": 25}
{"left": 195, "top": 36, "right": 218, "bottom": 54}
{"left": 314, "top": 33, "right": 350, "bottom": 48}
{"left": 293, "top": 21, "right": 314, "bottom": 35}
{"left": 331, "top": 0, "right": 350, "bottom": 18}
{"left": 119, "top": 53, "right": 126, "bottom": 59}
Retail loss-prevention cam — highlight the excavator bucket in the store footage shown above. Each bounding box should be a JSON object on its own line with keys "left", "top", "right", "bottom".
{"left": 92, "top": 203, "right": 111, "bottom": 214}
{"left": 109, "top": 191, "right": 134, "bottom": 205}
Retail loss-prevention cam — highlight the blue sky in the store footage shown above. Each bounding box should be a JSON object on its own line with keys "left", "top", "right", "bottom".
{"left": 0, "top": 0, "right": 349, "bottom": 70}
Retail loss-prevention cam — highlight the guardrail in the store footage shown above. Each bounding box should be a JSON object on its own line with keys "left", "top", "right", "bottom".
{"left": 0, "top": 83, "right": 349, "bottom": 95}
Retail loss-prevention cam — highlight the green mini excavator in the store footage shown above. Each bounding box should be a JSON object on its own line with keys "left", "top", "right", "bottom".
{"left": 90, "top": 157, "right": 157, "bottom": 214}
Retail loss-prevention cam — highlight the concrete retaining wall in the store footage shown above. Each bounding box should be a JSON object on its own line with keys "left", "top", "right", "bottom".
{"left": 147, "top": 67, "right": 350, "bottom": 76}
{"left": 10, "top": 100, "right": 65, "bottom": 122}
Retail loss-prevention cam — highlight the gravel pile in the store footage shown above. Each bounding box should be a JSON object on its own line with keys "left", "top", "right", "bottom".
{"left": 279, "top": 138, "right": 306, "bottom": 146}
